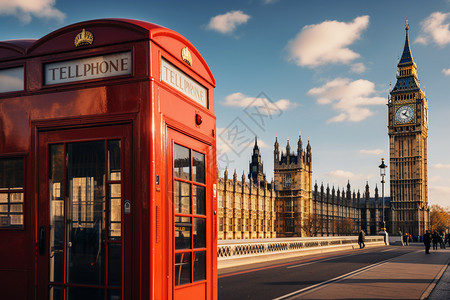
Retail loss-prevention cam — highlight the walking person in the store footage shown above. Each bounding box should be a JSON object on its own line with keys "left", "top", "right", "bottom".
{"left": 432, "top": 231, "right": 439, "bottom": 251}
{"left": 403, "top": 233, "right": 409, "bottom": 246}
{"left": 358, "top": 230, "right": 365, "bottom": 249}
{"left": 423, "top": 230, "right": 432, "bottom": 254}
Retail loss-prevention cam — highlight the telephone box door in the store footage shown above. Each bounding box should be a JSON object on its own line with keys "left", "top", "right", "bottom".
{"left": 168, "top": 128, "right": 213, "bottom": 300}
{"left": 36, "top": 124, "right": 132, "bottom": 300}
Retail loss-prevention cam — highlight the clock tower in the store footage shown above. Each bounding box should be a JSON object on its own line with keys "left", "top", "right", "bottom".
{"left": 388, "top": 21, "right": 429, "bottom": 236}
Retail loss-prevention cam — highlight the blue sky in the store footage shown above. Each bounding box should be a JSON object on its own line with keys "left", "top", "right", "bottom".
{"left": 1, "top": 0, "right": 450, "bottom": 207}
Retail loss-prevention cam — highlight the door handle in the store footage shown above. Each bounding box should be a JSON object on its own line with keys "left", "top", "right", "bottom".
{"left": 39, "top": 226, "right": 46, "bottom": 255}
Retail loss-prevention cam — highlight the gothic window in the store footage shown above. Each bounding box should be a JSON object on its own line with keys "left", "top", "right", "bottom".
{"left": 285, "top": 175, "right": 292, "bottom": 187}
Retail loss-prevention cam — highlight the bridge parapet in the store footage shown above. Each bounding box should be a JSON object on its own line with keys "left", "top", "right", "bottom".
{"left": 218, "top": 236, "right": 385, "bottom": 268}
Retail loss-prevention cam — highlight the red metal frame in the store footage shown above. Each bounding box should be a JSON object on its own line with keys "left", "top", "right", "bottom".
{"left": 0, "top": 19, "right": 216, "bottom": 300}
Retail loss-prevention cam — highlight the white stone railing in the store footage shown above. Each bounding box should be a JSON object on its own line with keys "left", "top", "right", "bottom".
{"left": 217, "top": 236, "right": 385, "bottom": 260}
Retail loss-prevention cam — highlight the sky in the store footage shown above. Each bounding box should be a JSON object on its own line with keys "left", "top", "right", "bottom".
{"left": 1, "top": 0, "right": 450, "bottom": 208}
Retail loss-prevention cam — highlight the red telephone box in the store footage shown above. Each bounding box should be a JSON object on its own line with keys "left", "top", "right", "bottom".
{"left": 0, "top": 19, "right": 217, "bottom": 300}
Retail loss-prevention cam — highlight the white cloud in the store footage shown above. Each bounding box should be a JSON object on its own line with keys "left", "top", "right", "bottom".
{"left": 262, "top": 0, "right": 280, "bottom": 4}
{"left": 327, "top": 170, "right": 356, "bottom": 179}
{"left": 429, "top": 186, "right": 450, "bottom": 208}
{"left": 431, "top": 163, "right": 450, "bottom": 169}
{"left": 416, "top": 12, "right": 450, "bottom": 46}
{"left": 0, "top": 0, "right": 65, "bottom": 23}
{"left": 222, "top": 92, "right": 295, "bottom": 114}
{"left": 257, "top": 139, "right": 270, "bottom": 148}
{"left": 351, "top": 62, "right": 367, "bottom": 74}
{"left": 286, "top": 15, "right": 369, "bottom": 68}
{"left": 442, "top": 68, "right": 450, "bottom": 76}
{"left": 307, "top": 77, "right": 386, "bottom": 123}
{"left": 429, "top": 175, "right": 442, "bottom": 182}
{"left": 359, "top": 149, "right": 384, "bottom": 156}
{"left": 207, "top": 10, "right": 250, "bottom": 34}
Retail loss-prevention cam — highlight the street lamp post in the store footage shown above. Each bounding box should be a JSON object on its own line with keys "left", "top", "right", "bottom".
{"left": 379, "top": 158, "right": 388, "bottom": 231}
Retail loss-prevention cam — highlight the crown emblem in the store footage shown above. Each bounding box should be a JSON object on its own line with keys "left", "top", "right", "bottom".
{"left": 181, "top": 47, "right": 192, "bottom": 66}
{"left": 74, "top": 29, "right": 94, "bottom": 47}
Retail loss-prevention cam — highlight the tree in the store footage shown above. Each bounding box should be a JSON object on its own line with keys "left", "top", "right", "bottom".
{"left": 336, "top": 218, "right": 356, "bottom": 235}
{"left": 301, "top": 214, "right": 321, "bottom": 237}
{"left": 430, "top": 205, "right": 450, "bottom": 233}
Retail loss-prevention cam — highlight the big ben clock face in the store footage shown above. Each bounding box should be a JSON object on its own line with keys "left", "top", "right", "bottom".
{"left": 395, "top": 105, "right": 414, "bottom": 124}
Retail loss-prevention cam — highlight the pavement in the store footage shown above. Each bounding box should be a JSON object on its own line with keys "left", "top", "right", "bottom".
{"left": 282, "top": 244, "right": 450, "bottom": 299}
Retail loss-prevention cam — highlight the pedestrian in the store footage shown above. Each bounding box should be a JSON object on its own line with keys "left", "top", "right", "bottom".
{"left": 423, "top": 230, "right": 432, "bottom": 254}
{"left": 358, "top": 230, "right": 365, "bottom": 249}
{"left": 439, "top": 232, "right": 445, "bottom": 249}
{"left": 432, "top": 231, "right": 439, "bottom": 250}
{"left": 403, "top": 233, "right": 409, "bottom": 246}
{"left": 398, "top": 230, "right": 404, "bottom": 246}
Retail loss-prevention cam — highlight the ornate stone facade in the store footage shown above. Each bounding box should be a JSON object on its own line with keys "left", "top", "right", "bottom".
{"left": 274, "top": 135, "right": 313, "bottom": 237}
{"left": 217, "top": 167, "right": 276, "bottom": 240}
{"left": 388, "top": 21, "right": 429, "bottom": 236}
{"left": 313, "top": 182, "right": 391, "bottom": 236}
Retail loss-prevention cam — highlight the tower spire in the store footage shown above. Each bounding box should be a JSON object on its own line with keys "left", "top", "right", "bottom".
{"left": 398, "top": 18, "right": 414, "bottom": 67}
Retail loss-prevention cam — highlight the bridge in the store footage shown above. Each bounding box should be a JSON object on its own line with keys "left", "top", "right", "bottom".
{"left": 217, "top": 237, "right": 450, "bottom": 299}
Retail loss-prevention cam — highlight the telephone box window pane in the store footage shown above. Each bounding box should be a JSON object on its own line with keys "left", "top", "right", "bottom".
{"left": 108, "top": 289, "right": 121, "bottom": 300}
{"left": 108, "top": 244, "right": 122, "bottom": 287}
{"left": 174, "top": 181, "right": 191, "bottom": 214}
{"left": 174, "top": 252, "right": 191, "bottom": 286}
{"left": 192, "top": 151, "right": 205, "bottom": 184}
{"left": 193, "top": 218, "right": 206, "bottom": 248}
{"left": 109, "top": 183, "right": 122, "bottom": 239}
{"left": 49, "top": 285, "right": 64, "bottom": 300}
{"left": 193, "top": 251, "right": 206, "bottom": 282}
{"left": 174, "top": 144, "right": 190, "bottom": 180}
{"left": 193, "top": 185, "right": 206, "bottom": 215}
{"left": 0, "top": 67, "right": 24, "bottom": 93}
{"left": 0, "top": 158, "right": 24, "bottom": 228}
{"left": 0, "top": 157, "right": 24, "bottom": 190}
{"left": 108, "top": 140, "right": 121, "bottom": 181}
{"left": 67, "top": 286, "right": 105, "bottom": 300}
{"left": 49, "top": 144, "right": 64, "bottom": 283}
{"left": 66, "top": 141, "right": 106, "bottom": 286}
{"left": 175, "top": 216, "right": 191, "bottom": 249}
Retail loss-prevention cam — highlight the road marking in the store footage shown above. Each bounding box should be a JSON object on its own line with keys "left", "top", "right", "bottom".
{"left": 380, "top": 248, "right": 396, "bottom": 252}
{"left": 272, "top": 256, "right": 400, "bottom": 300}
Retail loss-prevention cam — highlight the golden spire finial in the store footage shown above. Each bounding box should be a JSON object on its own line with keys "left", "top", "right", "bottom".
{"left": 405, "top": 19, "right": 409, "bottom": 31}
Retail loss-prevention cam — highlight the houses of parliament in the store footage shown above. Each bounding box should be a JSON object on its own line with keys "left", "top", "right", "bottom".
{"left": 217, "top": 22, "right": 430, "bottom": 240}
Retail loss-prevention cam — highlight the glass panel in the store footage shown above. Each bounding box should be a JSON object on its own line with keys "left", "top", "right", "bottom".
{"left": 174, "top": 181, "right": 191, "bottom": 214}
{"left": 108, "top": 140, "right": 121, "bottom": 181}
{"left": 66, "top": 141, "right": 105, "bottom": 286}
{"left": 192, "top": 151, "right": 205, "bottom": 184}
{"left": 0, "top": 67, "right": 24, "bottom": 93}
{"left": 49, "top": 285, "right": 64, "bottom": 300}
{"left": 10, "top": 192, "right": 23, "bottom": 202}
{"left": 193, "top": 218, "right": 206, "bottom": 248}
{"left": 108, "top": 244, "right": 122, "bottom": 287}
{"left": 108, "top": 289, "right": 121, "bottom": 300}
{"left": 109, "top": 184, "right": 121, "bottom": 239}
{"left": 175, "top": 216, "right": 191, "bottom": 250}
{"left": 174, "top": 252, "right": 191, "bottom": 286}
{"left": 0, "top": 157, "right": 24, "bottom": 190}
{"left": 193, "top": 251, "right": 206, "bottom": 282}
{"left": 174, "top": 144, "right": 190, "bottom": 180}
{"left": 0, "top": 158, "right": 24, "bottom": 228}
{"left": 49, "top": 144, "right": 64, "bottom": 283}
{"left": 193, "top": 185, "right": 205, "bottom": 215}
{"left": 67, "top": 286, "right": 105, "bottom": 300}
